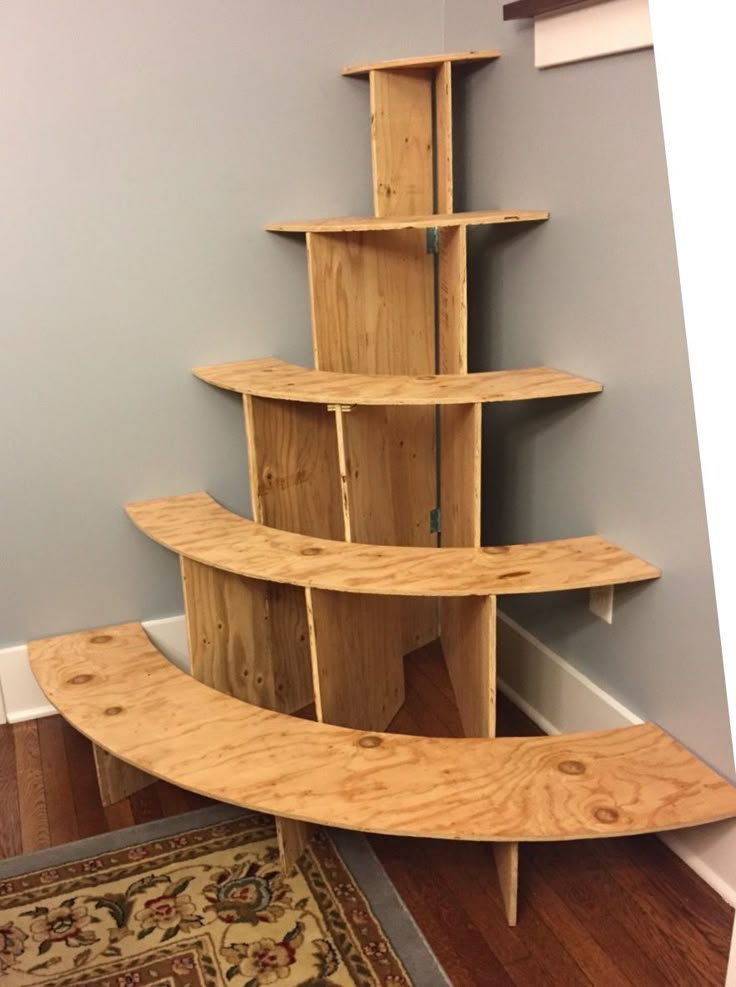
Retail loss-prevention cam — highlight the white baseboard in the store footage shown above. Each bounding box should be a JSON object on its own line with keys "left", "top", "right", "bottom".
{"left": 497, "top": 610, "right": 736, "bottom": 907}
{"left": 2, "top": 611, "right": 735, "bottom": 904}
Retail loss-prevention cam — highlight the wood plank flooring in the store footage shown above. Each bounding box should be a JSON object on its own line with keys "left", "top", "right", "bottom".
{"left": 1, "top": 644, "right": 732, "bottom": 986}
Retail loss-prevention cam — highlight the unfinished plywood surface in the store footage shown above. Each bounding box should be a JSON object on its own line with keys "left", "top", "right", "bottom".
{"left": 370, "top": 69, "right": 433, "bottom": 217}
{"left": 126, "top": 493, "right": 661, "bottom": 597}
{"left": 197, "top": 359, "right": 603, "bottom": 406}
{"left": 337, "top": 404, "right": 438, "bottom": 650}
{"left": 245, "top": 396, "right": 344, "bottom": 540}
{"left": 93, "top": 744, "right": 155, "bottom": 807}
{"left": 493, "top": 843, "right": 519, "bottom": 926}
{"left": 435, "top": 61, "right": 453, "bottom": 214}
{"left": 441, "top": 595, "right": 496, "bottom": 738}
{"left": 440, "top": 403, "right": 482, "bottom": 549}
{"left": 306, "top": 231, "right": 434, "bottom": 375}
{"left": 307, "top": 589, "right": 405, "bottom": 732}
{"left": 180, "top": 558, "right": 313, "bottom": 714}
{"left": 29, "top": 624, "right": 736, "bottom": 841}
{"left": 438, "top": 227, "right": 468, "bottom": 374}
{"left": 268, "top": 210, "right": 548, "bottom": 233}
{"left": 277, "top": 818, "right": 315, "bottom": 874}
{"left": 342, "top": 50, "right": 501, "bottom": 76}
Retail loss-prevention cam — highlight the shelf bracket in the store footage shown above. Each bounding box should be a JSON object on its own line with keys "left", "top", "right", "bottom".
{"left": 426, "top": 226, "right": 440, "bottom": 254}
{"left": 589, "top": 584, "right": 614, "bottom": 624}
{"left": 430, "top": 506, "right": 441, "bottom": 534}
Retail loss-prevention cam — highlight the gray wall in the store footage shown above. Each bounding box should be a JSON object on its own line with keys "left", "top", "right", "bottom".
{"left": 0, "top": 0, "right": 443, "bottom": 645}
{"left": 445, "top": 0, "right": 734, "bottom": 775}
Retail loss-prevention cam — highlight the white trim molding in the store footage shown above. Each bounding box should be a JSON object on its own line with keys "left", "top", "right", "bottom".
{"left": 535, "top": 0, "right": 652, "bottom": 69}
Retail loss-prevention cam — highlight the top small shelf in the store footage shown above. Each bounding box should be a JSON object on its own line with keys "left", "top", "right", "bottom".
{"left": 266, "top": 210, "right": 549, "bottom": 234}
{"left": 342, "top": 50, "right": 502, "bottom": 77}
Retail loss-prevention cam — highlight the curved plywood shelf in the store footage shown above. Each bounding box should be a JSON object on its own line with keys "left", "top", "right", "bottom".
{"left": 28, "top": 623, "right": 736, "bottom": 842}
{"left": 342, "top": 50, "right": 502, "bottom": 76}
{"left": 125, "top": 492, "right": 660, "bottom": 597}
{"left": 193, "top": 357, "right": 602, "bottom": 405}
{"left": 265, "top": 209, "right": 549, "bottom": 234}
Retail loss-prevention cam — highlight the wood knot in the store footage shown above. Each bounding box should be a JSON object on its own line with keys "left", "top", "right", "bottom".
{"left": 594, "top": 807, "right": 620, "bottom": 824}
{"left": 105, "top": 706, "right": 123, "bottom": 716}
{"left": 69, "top": 674, "right": 93, "bottom": 685}
{"left": 301, "top": 547, "right": 322, "bottom": 556}
{"left": 558, "top": 760, "right": 585, "bottom": 775}
{"left": 90, "top": 635, "right": 112, "bottom": 644}
{"left": 358, "top": 735, "right": 382, "bottom": 749}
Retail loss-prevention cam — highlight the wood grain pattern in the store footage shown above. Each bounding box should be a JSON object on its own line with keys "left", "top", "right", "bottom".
{"left": 195, "top": 358, "right": 602, "bottom": 406}
{"left": 441, "top": 595, "right": 496, "bottom": 738}
{"left": 246, "top": 396, "right": 344, "bottom": 540}
{"left": 13, "top": 720, "right": 50, "bottom": 853}
{"left": 28, "top": 623, "right": 736, "bottom": 841}
{"left": 440, "top": 403, "right": 482, "bottom": 548}
{"left": 181, "top": 558, "right": 312, "bottom": 713}
{"left": 369, "top": 69, "right": 433, "bottom": 217}
{"left": 438, "top": 227, "right": 468, "bottom": 374}
{"left": 93, "top": 744, "right": 156, "bottom": 807}
{"left": 126, "top": 493, "right": 661, "bottom": 597}
{"left": 435, "top": 61, "right": 453, "bottom": 213}
{"left": 306, "top": 229, "right": 437, "bottom": 651}
{"left": 0, "top": 723, "right": 23, "bottom": 857}
{"left": 307, "top": 588, "right": 405, "bottom": 731}
{"left": 277, "top": 818, "right": 316, "bottom": 874}
{"left": 339, "top": 405, "right": 438, "bottom": 649}
{"left": 342, "top": 50, "right": 501, "bottom": 76}
{"left": 493, "top": 843, "right": 519, "bottom": 927}
{"left": 268, "top": 209, "right": 549, "bottom": 233}
{"left": 306, "top": 232, "right": 434, "bottom": 375}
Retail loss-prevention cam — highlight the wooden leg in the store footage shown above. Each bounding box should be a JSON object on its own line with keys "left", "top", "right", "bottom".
{"left": 306, "top": 588, "right": 405, "bottom": 732}
{"left": 277, "top": 818, "right": 316, "bottom": 874}
{"left": 93, "top": 744, "right": 155, "bottom": 807}
{"left": 493, "top": 843, "right": 519, "bottom": 927}
{"left": 441, "top": 594, "right": 519, "bottom": 925}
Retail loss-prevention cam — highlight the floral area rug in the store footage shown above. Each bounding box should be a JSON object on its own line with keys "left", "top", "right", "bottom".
{"left": 0, "top": 809, "right": 444, "bottom": 987}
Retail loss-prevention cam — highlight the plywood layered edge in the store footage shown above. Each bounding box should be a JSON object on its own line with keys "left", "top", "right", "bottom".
{"left": 28, "top": 623, "right": 736, "bottom": 842}
{"left": 125, "top": 493, "right": 660, "bottom": 598}
{"left": 266, "top": 210, "right": 549, "bottom": 233}
{"left": 342, "top": 50, "right": 502, "bottom": 76}
{"left": 194, "top": 358, "right": 602, "bottom": 405}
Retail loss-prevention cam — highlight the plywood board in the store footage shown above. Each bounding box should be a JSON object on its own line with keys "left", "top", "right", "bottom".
{"left": 181, "top": 557, "right": 313, "bottom": 713}
{"left": 369, "top": 69, "right": 433, "bottom": 217}
{"left": 269, "top": 210, "right": 549, "bottom": 233}
{"left": 245, "top": 396, "right": 344, "bottom": 540}
{"left": 440, "top": 403, "right": 482, "bottom": 549}
{"left": 342, "top": 50, "right": 501, "bottom": 76}
{"left": 307, "top": 588, "right": 405, "bottom": 732}
{"left": 196, "top": 359, "right": 603, "bottom": 405}
{"left": 306, "top": 231, "right": 434, "bottom": 375}
{"left": 93, "top": 744, "right": 155, "bottom": 807}
{"left": 127, "top": 493, "right": 661, "bottom": 597}
{"left": 441, "top": 595, "right": 496, "bottom": 738}
{"left": 438, "top": 226, "right": 468, "bottom": 374}
{"left": 435, "top": 62, "right": 453, "bottom": 214}
{"left": 493, "top": 843, "right": 519, "bottom": 926}
{"left": 30, "top": 624, "right": 736, "bottom": 842}
{"left": 277, "top": 818, "right": 315, "bottom": 874}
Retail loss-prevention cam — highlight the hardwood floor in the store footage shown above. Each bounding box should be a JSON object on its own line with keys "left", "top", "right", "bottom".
{"left": 1, "top": 645, "right": 732, "bottom": 986}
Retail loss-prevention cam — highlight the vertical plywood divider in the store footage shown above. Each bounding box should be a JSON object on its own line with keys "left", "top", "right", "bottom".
{"left": 93, "top": 745, "right": 155, "bottom": 807}
{"left": 434, "top": 62, "right": 453, "bottom": 214}
{"left": 306, "top": 588, "right": 405, "bottom": 732}
{"left": 369, "top": 68, "right": 434, "bottom": 217}
{"left": 440, "top": 403, "right": 482, "bottom": 548}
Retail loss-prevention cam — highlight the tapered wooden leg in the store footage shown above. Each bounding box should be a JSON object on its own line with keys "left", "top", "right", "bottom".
{"left": 493, "top": 843, "right": 519, "bottom": 927}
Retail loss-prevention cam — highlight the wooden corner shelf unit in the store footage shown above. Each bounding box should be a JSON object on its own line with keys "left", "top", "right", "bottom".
{"left": 28, "top": 50, "right": 736, "bottom": 929}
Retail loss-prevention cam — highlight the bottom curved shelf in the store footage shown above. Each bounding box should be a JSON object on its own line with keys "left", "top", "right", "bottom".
{"left": 28, "top": 622, "right": 736, "bottom": 843}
